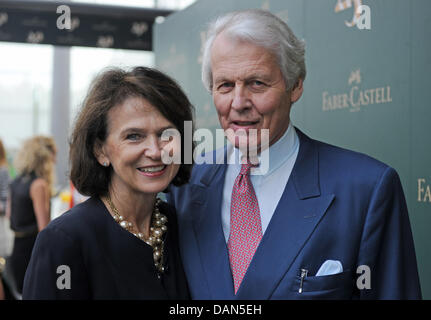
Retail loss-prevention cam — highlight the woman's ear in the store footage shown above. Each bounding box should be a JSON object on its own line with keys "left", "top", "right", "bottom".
{"left": 93, "top": 139, "right": 109, "bottom": 167}
{"left": 290, "top": 78, "right": 304, "bottom": 103}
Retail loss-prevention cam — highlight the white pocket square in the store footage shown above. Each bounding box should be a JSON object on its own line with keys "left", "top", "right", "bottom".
{"left": 315, "top": 260, "right": 343, "bottom": 276}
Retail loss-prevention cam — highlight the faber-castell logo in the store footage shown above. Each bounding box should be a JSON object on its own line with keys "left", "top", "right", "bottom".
{"left": 335, "top": 0, "right": 371, "bottom": 30}
{"left": 418, "top": 178, "right": 431, "bottom": 203}
{"left": 322, "top": 69, "right": 392, "bottom": 112}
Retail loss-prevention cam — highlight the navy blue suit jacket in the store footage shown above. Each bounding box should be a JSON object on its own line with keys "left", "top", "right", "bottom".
{"left": 168, "top": 129, "right": 422, "bottom": 299}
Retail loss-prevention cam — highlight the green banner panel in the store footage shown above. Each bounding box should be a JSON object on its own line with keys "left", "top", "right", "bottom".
{"left": 154, "top": 0, "right": 431, "bottom": 298}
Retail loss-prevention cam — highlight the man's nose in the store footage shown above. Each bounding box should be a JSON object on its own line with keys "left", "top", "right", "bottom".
{"left": 144, "top": 136, "right": 162, "bottom": 160}
{"left": 231, "top": 84, "right": 251, "bottom": 111}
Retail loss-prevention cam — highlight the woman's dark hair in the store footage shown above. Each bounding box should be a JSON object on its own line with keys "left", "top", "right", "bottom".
{"left": 69, "top": 66, "right": 195, "bottom": 197}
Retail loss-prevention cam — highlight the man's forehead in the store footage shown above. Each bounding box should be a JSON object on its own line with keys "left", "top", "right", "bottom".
{"left": 211, "top": 51, "right": 279, "bottom": 82}
{"left": 211, "top": 33, "right": 278, "bottom": 64}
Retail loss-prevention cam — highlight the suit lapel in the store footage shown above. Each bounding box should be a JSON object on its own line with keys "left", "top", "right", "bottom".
{"left": 235, "top": 129, "right": 335, "bottom": 299}
{"left": 192, "top": 161, "right": 236, "bottom": 299}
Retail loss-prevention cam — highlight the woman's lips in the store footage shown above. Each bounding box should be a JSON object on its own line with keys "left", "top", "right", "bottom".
{"left": 137, "top": 165, "right": 167, "bottom": 177}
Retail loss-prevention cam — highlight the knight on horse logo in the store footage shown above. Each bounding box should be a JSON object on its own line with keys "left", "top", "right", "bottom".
{"left": 348, "top": 69, "right": 361, "bottom": 85}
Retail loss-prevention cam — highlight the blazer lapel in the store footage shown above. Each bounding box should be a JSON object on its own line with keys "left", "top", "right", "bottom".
{"left": 235, "top": 129, "right": 335, "bottom": 299}
{"left": 192, "top": 161, "right": 236, "bottom": 299}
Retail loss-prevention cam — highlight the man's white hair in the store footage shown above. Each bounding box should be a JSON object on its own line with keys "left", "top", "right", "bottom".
{"left": 201, "top": 9, "right": 306, "bottom": 92}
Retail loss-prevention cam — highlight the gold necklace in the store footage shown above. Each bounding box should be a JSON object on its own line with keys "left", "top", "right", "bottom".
{"left": 105, "top": 196, "right": 168, "bottom": 274}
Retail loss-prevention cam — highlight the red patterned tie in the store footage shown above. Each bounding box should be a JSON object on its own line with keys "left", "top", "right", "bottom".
{"left": 228, "top": 162, "right": 263, "bottom": 294}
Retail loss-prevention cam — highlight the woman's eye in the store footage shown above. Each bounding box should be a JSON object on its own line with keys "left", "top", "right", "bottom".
{"left": 126, "top": 133, "right": 141, "bottom": 141}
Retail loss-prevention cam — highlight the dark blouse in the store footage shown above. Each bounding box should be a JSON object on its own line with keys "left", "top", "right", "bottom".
{"left": 10, "top": 173, "right": 38, "bottom": 234}
{"left": 22, "top": 197, "right": 190, "bottom": 300}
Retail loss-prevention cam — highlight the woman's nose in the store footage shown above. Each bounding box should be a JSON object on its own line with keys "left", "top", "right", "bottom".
{"left": 143, "top": 136, "right": 162, "bottom": 160}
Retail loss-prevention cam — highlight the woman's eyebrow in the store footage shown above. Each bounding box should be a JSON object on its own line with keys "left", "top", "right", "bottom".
{"left": 120, "top": 127, "right": 145, "bottom": 135}
{"left": 120, "top": 126, "right": 177, "bottom": 135}
{"left": 157, "top": 126, "right": 177, "bottom": 135}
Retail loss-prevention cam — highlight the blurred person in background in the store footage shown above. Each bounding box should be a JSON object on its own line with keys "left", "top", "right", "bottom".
{"left": 0, "top": 138, "right": 9, "bottom": 217}
{"left": 0, "top": 257, "right": 4, "bottom": 300}
{"left": 23, "top": 67, "right": 193, "bottom": 299}
{"left": 7, "top": 136, "right": 56, "bottom": 295}
{"left": 0, "top": 138, "right": 10, "bottom": 300}
{"left": 0, "top": 279, "right": 4, "bottom": 300}
{"left": 0, "top": 138, "right": 11, "bottom": 256}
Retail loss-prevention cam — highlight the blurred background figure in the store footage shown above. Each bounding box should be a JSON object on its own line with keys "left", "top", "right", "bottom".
{"left": 0, "top": 139, "right": 9, "bottom": 301}
{"left": 0, "top": 138, "right": 9, "bottom": 218}
{"left": 0, "top": 258, "right": 4, "bottom": 300}
{"left": 0, "top": 139, "right": 11, "bottom": 255}
{"left": 6, "top": 135, "right": 56, "bottom": 296}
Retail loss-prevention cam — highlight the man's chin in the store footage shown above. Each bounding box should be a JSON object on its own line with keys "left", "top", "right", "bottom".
{"left": 226, "top": 130, "right": 269, "bottom": 154}
{"left": 229, "top": 137, "right": 261, "bottom": 154}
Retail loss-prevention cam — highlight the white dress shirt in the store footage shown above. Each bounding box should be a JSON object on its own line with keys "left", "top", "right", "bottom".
{"left": 221, "top": 124, "right": 300, "bottom": 242}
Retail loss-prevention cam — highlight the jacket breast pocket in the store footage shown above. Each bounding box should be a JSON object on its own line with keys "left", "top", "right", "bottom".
{"left": 290, "top": 270, "right": 354, "bottom": 299}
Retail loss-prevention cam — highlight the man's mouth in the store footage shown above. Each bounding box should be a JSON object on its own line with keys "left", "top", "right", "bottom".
{"left": 231, "top": 120, "right": 260, "bottom": 129}
{"left": 232, "top": 121, "right": 259, "bottom": 126}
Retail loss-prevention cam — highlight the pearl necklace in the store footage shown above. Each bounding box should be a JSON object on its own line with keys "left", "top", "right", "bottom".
{"left": 105, "top": 196, "right": 168, "bottom": 274}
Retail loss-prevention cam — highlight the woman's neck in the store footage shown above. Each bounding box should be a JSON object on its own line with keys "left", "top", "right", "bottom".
{"left": 104, "top": 186, "right": 157, "bottom": 238}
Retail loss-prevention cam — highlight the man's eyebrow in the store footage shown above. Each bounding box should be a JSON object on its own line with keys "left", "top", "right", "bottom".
{"left": 213, "top": 76, "right": 231, "bottom": 85}
{"left": 245, "top": 73, "right": 272, "bottom": 81}
{"left": 213, "top": 73, "right": 272, "bottom": 84}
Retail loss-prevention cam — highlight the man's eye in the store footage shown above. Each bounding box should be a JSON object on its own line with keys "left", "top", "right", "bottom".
{"left": 251, "top": 80, "right": 265, "bottom": 87}
{"left": 217, "top": 83, "right": 234, "bottom": 91}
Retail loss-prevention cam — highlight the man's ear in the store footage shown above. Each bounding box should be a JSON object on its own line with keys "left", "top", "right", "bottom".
{"left": 290, "top": 78, "right": 304, "bottom": 103}
{"left": 93, "top": 139, "right": 108, "bottom": 167}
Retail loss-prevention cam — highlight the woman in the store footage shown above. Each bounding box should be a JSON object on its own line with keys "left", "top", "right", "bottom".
{"left": 0, "top": 139, "right": 11, "bottom": 255}
{"left": 0, "top": 257, "right": 4, "bottom": 300}
{"left": 8, "top": 136, "right": 56, "bottom": 295}
{"left": 23, "top": 67, "right": 194, "bottom": 299}
{"left": 0, "top": 139, "right": 10, "bottom": 300}
{"left": 0, "top": 138, "right": 9, "bottom": 217}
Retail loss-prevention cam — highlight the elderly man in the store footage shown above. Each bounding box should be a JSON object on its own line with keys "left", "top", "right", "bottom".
{"left": 168, "top": 9, "right": 421, "bottom": 299}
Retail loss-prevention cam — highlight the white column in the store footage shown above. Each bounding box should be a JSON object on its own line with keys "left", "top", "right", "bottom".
{"left": 50, "top": 46, "right": 70, "bottom": 190}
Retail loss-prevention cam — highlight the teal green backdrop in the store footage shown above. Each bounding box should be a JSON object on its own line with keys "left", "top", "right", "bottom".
{"left": 154, "top": 0, "right": 431, "bottom": 299}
